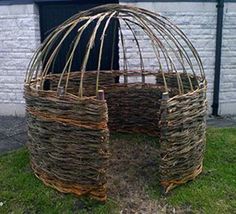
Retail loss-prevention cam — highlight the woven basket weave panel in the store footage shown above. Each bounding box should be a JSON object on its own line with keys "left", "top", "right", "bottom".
{"left": 46, "top": 71, "right": 196, "bottom": 97}
{"left": 48, "top": 71, "right": 116, "bottom": 96}
{"left": 25, "top": 89, "right": 108, "bottom": 127}
{"left": 106, "top": 87, "right": 162, "bottom": 135}
{"left": 24, "top": 71, "right": 207, "bottom": 198}
{"left": 156, "top": 72, "right": 199, "bottom": 92}
{"left": 25, "top": 87, "right": 109, "bottom": 201}
{"left": 159, "top": 87, "right": 207, "bottom": 193}
{"left": 27, "top": 117, "right": 109, "bottom": 183}
{"left": 104, "top": 84, "right": 182, "bottom": 135}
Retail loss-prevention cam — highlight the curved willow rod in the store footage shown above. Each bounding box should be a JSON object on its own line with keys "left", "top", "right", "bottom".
{"left": 120, "top": 16, "right": 168, "bottom": 91}
{"left": 96, "top": 12, "right": 118, "bottom": 94}
{"left": 58, "top": 13, "right": 107, "bottom": 94}
{"left": 26, "top": 20, "right": 79, "bottom": 84}
{"left": 123, "top": 11, "right": 189, "bottom": 93}
{"left": 145, "top": 14, "right": 200, "bottom": 81}
{"left": 123, "top": 14, "right": 175, "bottom": 91}
{"left": 138, "top": 14, "right": 188, "bottom": 92}
{"left": 118, "top": 5, "right": 204, "bottom": 77}
{"left": 122, "top": 19, "right": 145, "bottom": 83}
{"left": 119, "top": 5, "right": 204, "bottom": 80}
{"left": 41, "top": 21, "right": 84, "bottom": 88}
{"left": 25, "top": 4, "right": 205, "bottom": 97}
{"left": 118, "top": 23, "right": 129, "bottom": 84}
{"left": 79, "top": 12, "right": 112, "bottom": 97}
{"left": 142, "top": 8, "right": 204, "bottom": 80}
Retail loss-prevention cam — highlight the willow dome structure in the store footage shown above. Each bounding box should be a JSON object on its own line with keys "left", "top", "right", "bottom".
{"left": 24, "top": 4, "right": 207, "bottom": 201}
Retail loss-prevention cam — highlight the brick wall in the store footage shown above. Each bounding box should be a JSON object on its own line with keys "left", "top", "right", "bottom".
{"left": 220, "top": 3, "right": 236, "bottom": 114}
{"left": 119, "top": 1, "right": 236, "bottom": 115}
{"left": 0, "top": 4, "right": 40, "bottom": 115}
{"left": 119, "top": 2, "right": 217, "bottom": 114}
{"left": 0, "top": 2, "right": 235, "bottom": 115}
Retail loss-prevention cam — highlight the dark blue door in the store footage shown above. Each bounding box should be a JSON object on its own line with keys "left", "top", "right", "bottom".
{"left": 39, "top": 0, "right": 119, "bottom": 74}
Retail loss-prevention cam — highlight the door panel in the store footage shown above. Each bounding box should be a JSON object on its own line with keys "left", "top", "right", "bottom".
{"left": 39, "top": 1, "right": 119, "bottom": 74}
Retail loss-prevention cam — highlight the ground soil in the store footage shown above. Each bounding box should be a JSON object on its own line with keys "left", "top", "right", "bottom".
{"left": 107, "top": 133, "right": 193, "bottom": 214}
{"left": 107, "top": 133, "right": 162, "bottom": 213}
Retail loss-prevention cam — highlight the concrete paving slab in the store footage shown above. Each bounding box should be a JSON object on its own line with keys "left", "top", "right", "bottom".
{"left": 207, "top": 116, "right": 236, "bottom": 128}
{"left": 0, "top": 116, "right": 27, "bottom": 154}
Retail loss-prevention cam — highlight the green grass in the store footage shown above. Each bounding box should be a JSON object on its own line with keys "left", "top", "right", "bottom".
{"left": 164, "top": 128, "right": 236, "bottom": 213}
{"left": 0, "top": 149, "right": 117, "bottom": 214}
{"left": 0, "top": 128, "right": 236, "bottom": 213}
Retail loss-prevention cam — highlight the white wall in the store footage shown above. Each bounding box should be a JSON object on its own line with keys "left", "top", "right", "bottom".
{"left": 120, "top": 1, "right": 216, "bottom": 114}
{"left": 120, "top": 1, "right": 236, "bottom": 115}
{"left": 0, "top": 2, "right": 235, "bottom": 115}
{"left": 220, "top": 3, "right": 236, "bottom": 115}
{"left": 0, "top": 4, "right": 40, "bottom": 115}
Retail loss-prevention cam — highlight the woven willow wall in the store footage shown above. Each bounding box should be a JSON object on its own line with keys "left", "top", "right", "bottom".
{"left": 24, "top": 4, "right": 207, "bottom": 201}
{"left": 159, "top": 86, "right": 207, "bottom": 193}
{"left": 25, "top": 70, "right": 207, "bottom": 199}
{"left": 25, "top": 88, "right": 109, "bottom": 201}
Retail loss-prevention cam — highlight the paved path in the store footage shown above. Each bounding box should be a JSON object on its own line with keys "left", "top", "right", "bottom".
{"left": 0, "top": 116, "right": 27, "bottom": 154}
{"left": 207, "top": 116, "right": 236, "bottom": 128}
{"left": 0, "top": 116, "right": 236, "bottom": 155}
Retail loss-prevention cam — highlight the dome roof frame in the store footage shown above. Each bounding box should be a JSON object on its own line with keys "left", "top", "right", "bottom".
{"left": 25, "top": 4, "right": 205, "bottom": 98}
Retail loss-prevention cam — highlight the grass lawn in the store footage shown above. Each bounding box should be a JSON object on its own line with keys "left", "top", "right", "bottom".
{"left": 0, "top": 128, "right": 236, "bottom": 213}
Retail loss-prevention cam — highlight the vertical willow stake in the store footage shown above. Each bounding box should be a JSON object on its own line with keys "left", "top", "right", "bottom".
{"left": 97, "top": 89, "right": 105, "bottom": 101}
{"left": 159, "top": 91, "right": 169, "bottom": 194}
